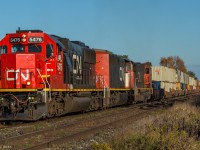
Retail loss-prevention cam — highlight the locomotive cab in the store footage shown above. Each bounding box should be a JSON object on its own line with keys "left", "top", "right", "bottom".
{"left": 0, "top": 30, "right": 61, "bottom": 90}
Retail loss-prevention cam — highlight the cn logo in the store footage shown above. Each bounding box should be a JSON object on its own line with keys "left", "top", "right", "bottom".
{"left": 6, "top": 69, "right": 30, "bottom": 81}
{"left": 72, "top": 54, "right": 82, "bottom": 75}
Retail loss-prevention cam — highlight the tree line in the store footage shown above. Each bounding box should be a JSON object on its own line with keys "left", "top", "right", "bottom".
{"left": 160, "top": 56, "right": 197, "bottom": 79}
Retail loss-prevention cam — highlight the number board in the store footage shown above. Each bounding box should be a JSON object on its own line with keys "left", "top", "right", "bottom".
{"left": 28, "top": 37, "right": 43, "bottom": 43}
{"left": 10, "top": 37, "right": 21, "bottom": 43}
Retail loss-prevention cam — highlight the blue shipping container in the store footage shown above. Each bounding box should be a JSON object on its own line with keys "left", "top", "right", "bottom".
{"left": 152, "top": 81, "right": 161, "bottom": 90}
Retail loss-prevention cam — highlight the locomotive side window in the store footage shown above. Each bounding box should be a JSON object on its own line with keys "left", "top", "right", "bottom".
{"left": 12, "top": 45, "right": 24, "bottom": 53}
{"left": 0, "top": 46, "right": 7, "bottom": 54}
{"left": 28, "top": 45, "right": 42, "bottom": 52}
{"left": 46, "top": 44, "right": 53, "bottom": 58}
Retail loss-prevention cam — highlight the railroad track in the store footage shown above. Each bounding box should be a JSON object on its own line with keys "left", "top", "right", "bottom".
{"left": 23, "top": 109, "right": 151, "bottom": 150}
{"left": 0, "top": 102, "right": 167, "bottom": 150}
{"left": 24, "top": 93, "right": 197, "bottom": 150}
{"left": 0, "top": 93, "right": 198, "bottom": 149}
{"left": 0, "top": 104, "right": 141, "bottom": 147}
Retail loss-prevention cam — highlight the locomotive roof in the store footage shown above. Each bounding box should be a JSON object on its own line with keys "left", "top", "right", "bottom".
{"left": 49, "top": 35, "right": 67, "bottom": 51}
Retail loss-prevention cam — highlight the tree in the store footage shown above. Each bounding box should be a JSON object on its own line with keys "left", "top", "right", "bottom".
{"left": 160, "top": 57, "right": 167, "bottom": 66}
{"left": 160, "top": 56, "right": 187, "bottom": 73}
{"left": 121, "top": 55, "right": 129, "bottom": 59}
{"left": 167, "top": 56, "right": 175, "bottom": 68}
{"left": 145, "top": 61, "right": 152, "bottom": 66}
{"left": 174, "top": 56, "right": 187, "bottom": 73}
{"left": 187, "top": 71, "right": 197, "bottom": 79}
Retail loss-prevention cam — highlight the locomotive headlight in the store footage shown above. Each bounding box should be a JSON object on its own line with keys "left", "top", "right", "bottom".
{"left": 26, "top": 81, "right": 31, "bottom": 86}
{"left": 22, "top": 34, "right": 27, "bottom": 42}
{"left": 22, "top": 38, "right": 26, "bottom": 42}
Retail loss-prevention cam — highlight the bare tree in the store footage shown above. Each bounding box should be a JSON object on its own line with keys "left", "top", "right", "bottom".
{"left": 174, "top": 56, "right": 187, "bottom": 73}
{"left": 160, "top": 56, "right": 187, "bottom": 73}
{"left": 167, "top": 56, "right": 175, "bottom": 68}
{"left": 160, "top": 57, "right": 167, "bottom": 66}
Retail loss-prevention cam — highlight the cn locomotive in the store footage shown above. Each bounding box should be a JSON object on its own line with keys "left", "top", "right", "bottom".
{"left": 0, "top": 30, "right": 198, "bottom": 121}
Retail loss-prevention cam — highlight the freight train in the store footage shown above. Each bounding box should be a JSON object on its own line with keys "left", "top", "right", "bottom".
{"left": 0, "top": 30, "right": 199, "bottom": 121}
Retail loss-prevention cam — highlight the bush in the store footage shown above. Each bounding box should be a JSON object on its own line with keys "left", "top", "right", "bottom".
{"left": 90, "top": 103, "right": 200, "bottom": 150}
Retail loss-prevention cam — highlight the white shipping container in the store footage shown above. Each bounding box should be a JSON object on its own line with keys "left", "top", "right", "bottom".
{"left": 152, "top": 66, "right": 177, "bottom": 83}
{"left": 180, "top": 71, "right": 184, "bottom": 83}
{"left": 167, "top": 68, "right": 177, "bottom": 83}
{"left": 190, "top": 77, "right": 197, "bottom": 86}
{"left": 176, "top": 70, "right": 181, "bottom": 82}
{"left": 160, "top": 81, "right": 176, "bottom": 92}
{"left": 184, "top": 73, "right": 189, "bottom": 84}
{"left": 152, "top": 66, "right": 165, "bottom": 81}
{"left": 189, "top": 77, "right": 195, "bottom": 86}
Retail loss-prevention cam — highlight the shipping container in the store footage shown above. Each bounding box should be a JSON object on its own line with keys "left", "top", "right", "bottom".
{"left": 151, "top": 66, "right": 177, "bottom": 82}
{"left": 176, "top": 70, "right": 181, "bottom": 83}
{"left": 189, "top": 76, "right": 196, "bottom": 86}
{"left": 152, "top": 81, "right": 161, "bottom": 90}
{"left": 176, "top": 83, "right": 181, "bottom": 90}
{"left": 184, "top": 73, "right": 189, "bottom": 84}
{"left": 160, "top": 81, "right": 176, "bottom": 92}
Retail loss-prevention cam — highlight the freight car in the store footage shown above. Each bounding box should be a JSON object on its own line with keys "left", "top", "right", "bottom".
{"left": 0, "top": 30, "right": 152, "bottom": 121}
{"left": 151, "top": 66, "right": 199, "bottom": 99}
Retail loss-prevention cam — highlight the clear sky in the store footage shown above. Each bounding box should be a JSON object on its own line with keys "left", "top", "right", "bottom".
{"left": 1, "top": 0, "right": 200, "bottom": 78}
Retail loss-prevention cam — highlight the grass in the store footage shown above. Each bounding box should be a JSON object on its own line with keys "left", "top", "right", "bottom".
{"left": 90, "top": 102, "right": 200, "bottom": 150}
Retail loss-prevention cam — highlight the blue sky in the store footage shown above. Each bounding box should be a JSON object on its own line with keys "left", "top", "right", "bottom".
{"left": 1, "top": 0, "right": 200, "bottom": 78}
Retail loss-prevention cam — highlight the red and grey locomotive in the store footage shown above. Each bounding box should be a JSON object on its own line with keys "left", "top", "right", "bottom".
{"left": 0, "top": 30, "right": 152, "bottom": 121}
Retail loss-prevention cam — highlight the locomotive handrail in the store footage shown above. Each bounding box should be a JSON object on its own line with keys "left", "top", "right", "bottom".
{"left": 36, "top": 68, "right": 47, "bottom": 103}
{"left": 45, "top": 63, "right": 51, "bottom": 102}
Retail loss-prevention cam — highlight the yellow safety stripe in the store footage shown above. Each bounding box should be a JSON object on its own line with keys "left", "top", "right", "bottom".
{"left": 41, "top": 75, "right": 51, "bottom": 78}
{"left": 0, "top": 88, "right": 153, "bottom": 93}
{"left": 0, "top": 89, "right": 38, "bottom": 92}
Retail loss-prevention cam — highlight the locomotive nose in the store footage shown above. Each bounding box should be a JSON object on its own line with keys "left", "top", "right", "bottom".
{"left": 1, "top": 53, "right": 37, "bottom": 89}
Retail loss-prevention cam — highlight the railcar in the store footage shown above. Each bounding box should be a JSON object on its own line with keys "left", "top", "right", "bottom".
{"left": 133, "top": 62, "right": 152, "bottom": 102}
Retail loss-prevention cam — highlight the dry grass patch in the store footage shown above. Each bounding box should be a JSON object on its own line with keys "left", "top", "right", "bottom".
{"left": 91, "top": 102, "right": 200, "bottom": 150}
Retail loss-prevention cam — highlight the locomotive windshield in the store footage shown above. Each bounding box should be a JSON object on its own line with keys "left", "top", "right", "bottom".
{"left": 28, "top": 45, "right": 42, "bottom": 52}
{"left": 12, "top": 45, "right": 24, "bottom": 53}
{"left": 11, "top": 44, "right": 42, "bottom": 53}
